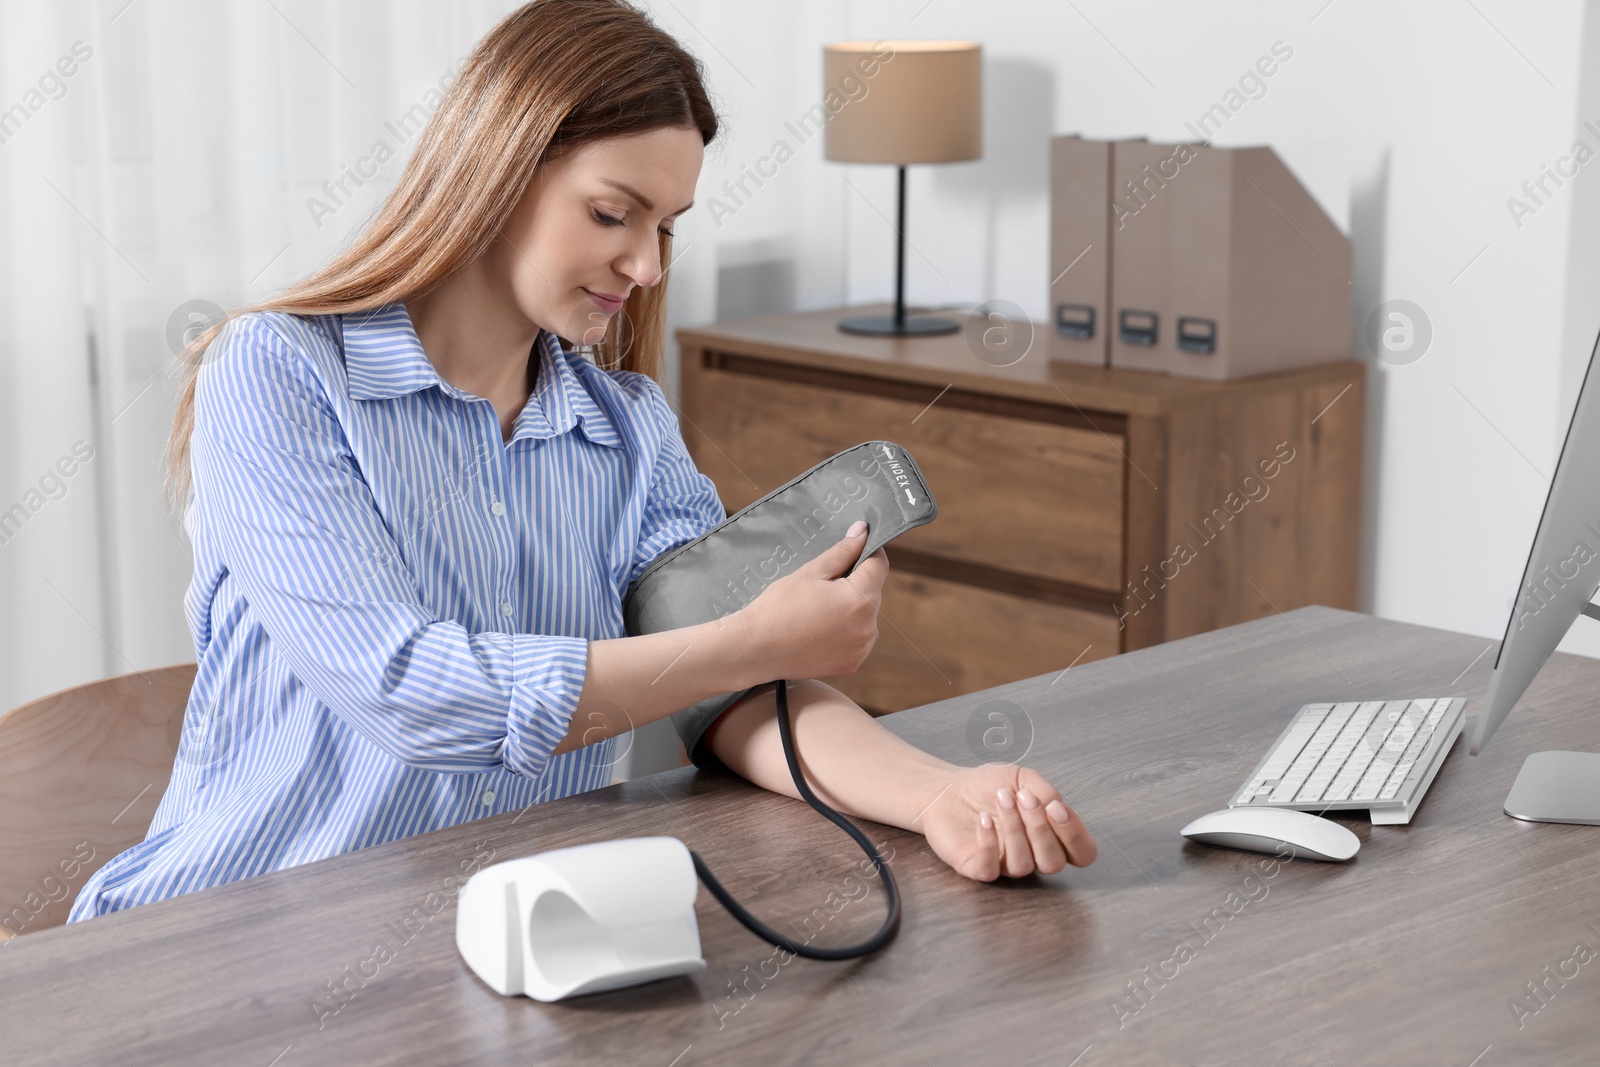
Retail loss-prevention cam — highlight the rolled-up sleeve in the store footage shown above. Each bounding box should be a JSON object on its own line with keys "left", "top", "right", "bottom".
{"left": 191, "top": 316, "right": 585, "bottom": 780}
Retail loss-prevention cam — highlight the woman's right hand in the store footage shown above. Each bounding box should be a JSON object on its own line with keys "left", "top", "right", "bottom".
{"left": 735, "top": 519, "right": 889, "bottom": 682}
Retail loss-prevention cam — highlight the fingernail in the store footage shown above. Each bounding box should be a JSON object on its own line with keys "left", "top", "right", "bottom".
{"left": 996, "top": 788, "right": 1014, "bottom": 811}
{"left": 847, "top": 520, "right": 866, "bottom": 537}
{"left": 1046, "top": 800, "right": 1070, "bottom": 823}
{"left": 979, "top": 812, "right": 993, "bottom": 830}
{"left": 1017, "top": 788, "right": 1039, "bottom": 811}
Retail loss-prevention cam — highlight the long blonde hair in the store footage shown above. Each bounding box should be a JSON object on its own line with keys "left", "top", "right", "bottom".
{"left": 164, "top": 0, "right": 720, "bottom": 517}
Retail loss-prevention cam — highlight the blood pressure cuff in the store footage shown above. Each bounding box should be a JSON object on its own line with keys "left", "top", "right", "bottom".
{"left": 622, "top": 441, "right": 938, "bottom": 772}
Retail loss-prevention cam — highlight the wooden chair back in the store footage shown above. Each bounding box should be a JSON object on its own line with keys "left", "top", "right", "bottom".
{"left": 0, "top": 664, "right": 195, "bottom": 938}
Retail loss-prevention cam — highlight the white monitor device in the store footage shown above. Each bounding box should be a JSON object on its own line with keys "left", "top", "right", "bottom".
{"left": 1472, "top": 323, "right": 1600, "bottom": 823}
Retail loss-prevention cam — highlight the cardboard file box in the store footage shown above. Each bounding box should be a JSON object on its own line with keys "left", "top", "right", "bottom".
{"left": 1109, "top": 140, "right": 1351, "bottom": 379}
{"left": 1048, "top": 134, "right": 1115, "bottom": 367}
{"left": 1105, "top": 138, "right": 1180, "bottom": 374}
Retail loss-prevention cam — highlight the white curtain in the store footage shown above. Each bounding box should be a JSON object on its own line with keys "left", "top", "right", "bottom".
{"left": 1, "top": 0, "right": 498, "bottom": 711}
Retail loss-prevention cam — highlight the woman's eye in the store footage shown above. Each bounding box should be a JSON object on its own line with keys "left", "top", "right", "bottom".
{"left": 594, "top": 207, "right": 674, "bottom": 238}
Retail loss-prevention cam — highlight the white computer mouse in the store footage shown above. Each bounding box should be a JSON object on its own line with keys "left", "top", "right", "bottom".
{"left": 1179, "top": 807, "right": 1360, "bottom": 863}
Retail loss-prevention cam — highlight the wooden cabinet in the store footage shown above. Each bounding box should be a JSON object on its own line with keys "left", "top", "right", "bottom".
{"left": 676, "top": 304, "right": 1364, "bottom": 715}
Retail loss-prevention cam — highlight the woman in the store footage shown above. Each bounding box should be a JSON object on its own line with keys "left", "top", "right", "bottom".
{"left": 70, "top": 0, "right": 1094, "bottom": 923}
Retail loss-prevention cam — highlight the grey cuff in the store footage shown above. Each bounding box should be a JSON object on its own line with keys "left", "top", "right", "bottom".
{"left": 669, "top": 681, "right": 782, "bottom": 772}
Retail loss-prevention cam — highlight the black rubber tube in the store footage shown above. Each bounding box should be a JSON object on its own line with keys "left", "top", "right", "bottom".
{"left": 688, "top": 678, "right": 901, "bottom": 960}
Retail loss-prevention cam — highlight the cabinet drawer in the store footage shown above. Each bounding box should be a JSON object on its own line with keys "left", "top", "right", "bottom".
{"left": 683, "top": 365, "right": 1127, "bottom": 592}
{"left": 821, "top": 569, "right": 1121, "bottom": 714}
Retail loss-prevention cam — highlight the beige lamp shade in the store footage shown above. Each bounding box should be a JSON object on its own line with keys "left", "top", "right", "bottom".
{"left": 824, "top": 40, "right": 982, "bottom": 165}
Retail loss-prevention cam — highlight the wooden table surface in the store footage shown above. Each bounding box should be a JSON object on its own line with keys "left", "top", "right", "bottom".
{"left": 3, "top": 606, "right": 1597, "bottom": 1066}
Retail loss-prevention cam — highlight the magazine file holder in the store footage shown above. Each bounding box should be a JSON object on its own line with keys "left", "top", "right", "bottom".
{"left": 455, "top": 836, "right": 706, "bottom": 1002}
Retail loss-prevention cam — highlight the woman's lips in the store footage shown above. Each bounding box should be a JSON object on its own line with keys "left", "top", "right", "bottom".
{"left": 583, "top": 288, "right": 625, "bottom": 313}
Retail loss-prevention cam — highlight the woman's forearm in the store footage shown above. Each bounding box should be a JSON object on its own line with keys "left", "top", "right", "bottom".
{"left": 548, "top": 613, "right": 764, "bottom": 758}
{"left": 701, "top": 677, "right": 959, "bottom": 832}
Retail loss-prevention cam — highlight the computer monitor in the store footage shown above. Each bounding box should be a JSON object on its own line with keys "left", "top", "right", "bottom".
{"left": 1472, "top": 323, "right": 1600, "bottom": 823}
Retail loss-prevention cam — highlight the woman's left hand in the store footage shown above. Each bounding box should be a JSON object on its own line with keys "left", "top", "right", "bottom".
{"left": 917, "top": 764, "right": 1097, "bottom": 881}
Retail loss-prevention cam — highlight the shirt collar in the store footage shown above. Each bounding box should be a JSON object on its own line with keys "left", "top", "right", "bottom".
{"left": 339, "top": 302, "right": 626, "bottom": 450}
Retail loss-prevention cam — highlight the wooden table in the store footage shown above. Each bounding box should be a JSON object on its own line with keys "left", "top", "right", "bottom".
{"left": 4, "top": 607, "right": 1597, "bottom": 1065}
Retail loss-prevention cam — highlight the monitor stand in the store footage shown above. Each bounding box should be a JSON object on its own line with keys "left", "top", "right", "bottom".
{"left": 1503, "top": 751, "right": 1600, "bottom": 824}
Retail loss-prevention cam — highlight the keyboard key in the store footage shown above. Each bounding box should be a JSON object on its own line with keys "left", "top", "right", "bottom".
{"left": 1268, "top": 780, "right": 1303, "bottom": 802}
{"left": 1380, "top": 764, "right": 1411, "bottom": 792}
{"left": 1361, "top": 760, "right": 1392, "bottom": 777}
{"left": 1312, "top": 754, "right": 1345, "bottom": 778}
{"left": 1263, "top": 730, "right": 1318, "bottom": 774}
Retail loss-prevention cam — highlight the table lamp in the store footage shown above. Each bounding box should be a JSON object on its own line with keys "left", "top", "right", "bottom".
{"left": 824, "top": 40, "right": 982, "bottom": 336}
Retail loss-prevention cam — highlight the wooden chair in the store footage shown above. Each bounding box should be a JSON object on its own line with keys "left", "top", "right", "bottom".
{"left": 0, "top": 664, "right": 195, "bottom": 939}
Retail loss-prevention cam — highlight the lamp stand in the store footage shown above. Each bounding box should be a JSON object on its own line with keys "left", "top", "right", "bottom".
{"left": 838, "top": 165, "right": 960, "bottom": 337}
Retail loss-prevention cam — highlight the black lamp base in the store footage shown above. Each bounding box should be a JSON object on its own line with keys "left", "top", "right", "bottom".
{"left": 840, "top": 164, "right": 961, "bottom": 338}
{"left": 838, "top": 313, "right": 960, "bottom": 337}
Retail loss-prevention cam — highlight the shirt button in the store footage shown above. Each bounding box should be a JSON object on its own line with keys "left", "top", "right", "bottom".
{"left": 481, "top": 790, "right": 495, "bottom": 806}
{"left": 500, "top": 600, "right": 514, "bottom": 617}
{"left": 490, "top": 500, "right": 506, "bottom": 517}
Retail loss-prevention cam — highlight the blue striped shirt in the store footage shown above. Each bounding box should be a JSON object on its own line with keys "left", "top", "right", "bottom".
{"left": 69, "top": 302, "right": 725, "bottom": 922}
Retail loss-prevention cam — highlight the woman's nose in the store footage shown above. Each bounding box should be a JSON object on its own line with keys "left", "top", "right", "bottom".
{"left": 619, "top": 234, "right": 664, "bottom": 289}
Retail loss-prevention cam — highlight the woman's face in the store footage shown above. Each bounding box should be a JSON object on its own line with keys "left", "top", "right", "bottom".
{"left": 497, "top": 126, "right": 703, "bottom": 347}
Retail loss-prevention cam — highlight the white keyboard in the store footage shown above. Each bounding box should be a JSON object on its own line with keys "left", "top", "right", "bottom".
{"left": 1228, "top": 698, "right": 1466, "bottom": 825}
